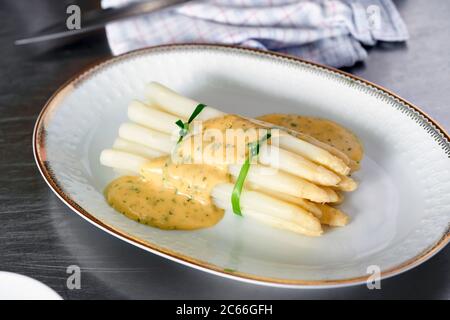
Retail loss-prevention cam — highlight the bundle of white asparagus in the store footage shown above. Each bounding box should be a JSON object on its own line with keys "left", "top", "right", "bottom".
{"left": 100, "top": 82, "right": 358, "bottom": 236}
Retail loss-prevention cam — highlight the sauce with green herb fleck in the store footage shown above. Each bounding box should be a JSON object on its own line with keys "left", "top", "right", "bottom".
{"left": 105, "top": 156, "right": 230, "bottom": 230}
{"left": 257, "top": 114, "right": 363, "bottom": 164}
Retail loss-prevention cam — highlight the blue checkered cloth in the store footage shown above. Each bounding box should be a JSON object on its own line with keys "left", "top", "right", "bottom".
{"left": 102, "top": 0, "right": 408, "bottom": 67}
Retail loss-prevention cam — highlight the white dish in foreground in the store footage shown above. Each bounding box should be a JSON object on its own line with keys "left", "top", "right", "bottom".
{"left": 0, "top": 272, "right": 62, "bottom": 300}
{"left": 34, "top": 45, "right": 450, "bottom": 288}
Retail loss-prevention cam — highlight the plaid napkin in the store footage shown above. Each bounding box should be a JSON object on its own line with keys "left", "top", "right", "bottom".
{"left": 102, "top": 0, "right": 408, "bottom": 67}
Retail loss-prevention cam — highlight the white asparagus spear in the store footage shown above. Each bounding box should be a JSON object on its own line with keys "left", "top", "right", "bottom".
{"left": 100, "top": 149, "right": 322, "bottom": 236}
{"left": 128, "top": 100, "right": 179, "bottom": 135}
{"left": 252, "top": 188, "right": 322, "bottom": 218}
{"left": 113, "top": 138, "right": 164, "bottom": 159}
{"left": 118, "top": 123, "right": 174, "bottom": 153}
{"left": 272, "top": 125, "right": 352, "bottom": 165}
{"left": 278, "top": 134, "right": 350, "bottom": 176}
{"left": 288, "top": 130, "right": 360, "bottom": 172}
{"left": 211, "top": 184, "right": 322, "bottom": 236}
{"left": 258, "top": 144, "right": 341, "bottom": 186}
{"left": 146, "top": 82, "right": 225, "bottom": 120}
{"left": 228, "top": 164, "right": 336, "bottom": 203}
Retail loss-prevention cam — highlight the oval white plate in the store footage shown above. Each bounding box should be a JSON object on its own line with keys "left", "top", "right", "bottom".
{"left": 34, "top": 44, "right": 450, "bottom": 288}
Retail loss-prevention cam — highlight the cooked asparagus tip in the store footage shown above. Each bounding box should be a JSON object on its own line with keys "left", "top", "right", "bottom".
{"left": 254, "top": 189, "right": 323, "bottom": 218}
{"left": 336, "top": 174, "right": 358, "bottom": 192}
{"left": 316, "top": 204, "right": 350, "bottom": 227}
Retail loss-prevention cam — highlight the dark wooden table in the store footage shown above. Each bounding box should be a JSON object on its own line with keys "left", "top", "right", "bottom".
{"left": 1, "top": 0, "right": 448, "bottom": 299}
